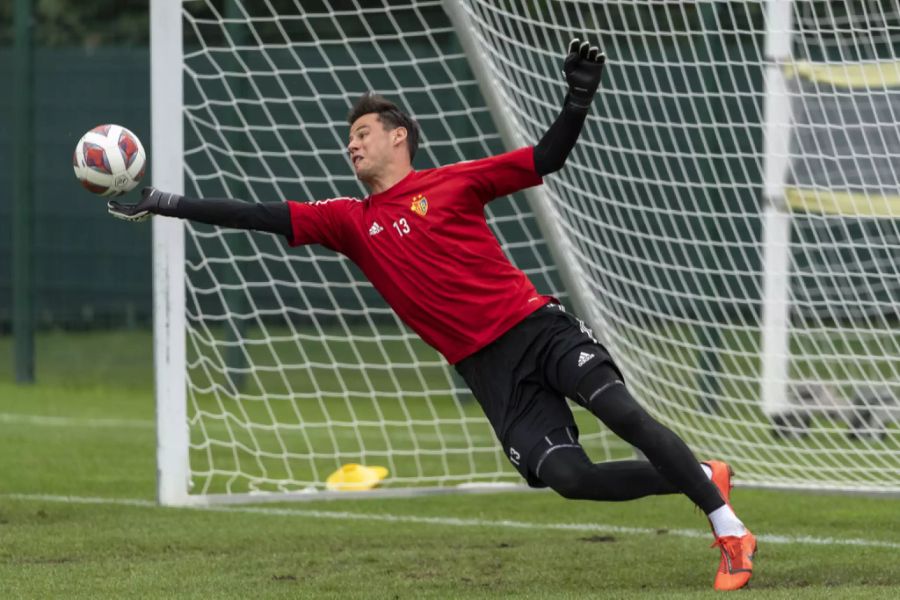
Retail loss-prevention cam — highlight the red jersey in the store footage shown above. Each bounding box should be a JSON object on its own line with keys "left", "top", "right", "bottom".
{"left": 286, "top": 146, "right": 552, "bottom": 364}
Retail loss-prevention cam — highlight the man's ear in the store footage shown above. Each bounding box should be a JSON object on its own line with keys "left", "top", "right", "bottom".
{"left": 392, "top": 126, "right": 408, "bottom": 148}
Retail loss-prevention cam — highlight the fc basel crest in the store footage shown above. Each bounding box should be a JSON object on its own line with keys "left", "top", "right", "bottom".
{"left": 410, "top": 194, "right": 428, "bottom": 217}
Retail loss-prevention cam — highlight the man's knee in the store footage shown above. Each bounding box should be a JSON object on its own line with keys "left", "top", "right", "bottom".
{"left": 535, "top": 447, "right": 594, "bottom": 500}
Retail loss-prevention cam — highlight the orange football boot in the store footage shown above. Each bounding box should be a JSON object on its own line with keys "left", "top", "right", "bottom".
{"left": 702, "top": 460, "right": 735, "bottom": 541}
{"left": 702, "top": 461, "right": 756, "bottom": 590}
{"left": 703, "top": 460, "right": 734, "bottom": 505}
{"left": 712, "top": 530, "right": 757, "bottom": 591}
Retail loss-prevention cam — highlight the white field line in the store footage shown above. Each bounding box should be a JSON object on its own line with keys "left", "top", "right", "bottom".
{"left": 0, "top": 412, "right": 154, "bottom": 429}
{"left": 3, "top": 493, "right": 900, "bottom": 550}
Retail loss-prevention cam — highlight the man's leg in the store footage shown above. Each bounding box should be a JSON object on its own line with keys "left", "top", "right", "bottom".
{"left": 571, "top": 362, "right": 730, "bottom": 513}
{"left": 568, "top": 360, "right": 756, "bottom": 591}
{"left": 528, "top": 426, "right": 679, "bottom": 501}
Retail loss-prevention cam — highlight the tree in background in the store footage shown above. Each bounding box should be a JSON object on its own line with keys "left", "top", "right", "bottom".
{"left": 1, "top": 0, "right": 149, "bottom": 46}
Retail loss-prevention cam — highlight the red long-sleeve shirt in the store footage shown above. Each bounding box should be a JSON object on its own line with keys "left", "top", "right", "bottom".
{"left": 286, "top": 146, "right": 551, "bottom": 363}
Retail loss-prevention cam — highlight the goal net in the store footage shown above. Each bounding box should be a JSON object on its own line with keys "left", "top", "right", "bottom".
{"left": 154, "top": 0, "right": 900, "bottom": 504}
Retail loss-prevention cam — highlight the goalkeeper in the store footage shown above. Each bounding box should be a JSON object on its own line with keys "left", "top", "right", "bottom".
{"left": 111, "top": 39, "right": 755, "bottom": 591}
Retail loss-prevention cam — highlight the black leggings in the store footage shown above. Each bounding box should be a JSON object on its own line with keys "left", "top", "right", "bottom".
{"left": 539, "top": 363, "right": 725, "bottom": 513}
{"left": 534, "top": 443, "right": 678, "bottom": 501}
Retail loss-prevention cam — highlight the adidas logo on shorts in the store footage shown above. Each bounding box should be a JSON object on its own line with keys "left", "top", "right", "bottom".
{"left": 368, "top": 221, "right": 384, "bottom": 236}
{"left": 577, "top": 351, "right": 595, "bottom": 367}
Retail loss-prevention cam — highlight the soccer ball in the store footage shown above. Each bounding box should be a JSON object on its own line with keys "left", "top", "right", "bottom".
{"left": 73, "top": 124, "right": 146, "bottom": 196}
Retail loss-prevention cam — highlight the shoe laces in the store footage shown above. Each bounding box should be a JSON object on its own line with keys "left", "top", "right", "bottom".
{"left": 710, "top": 535, "right": 742, "bottom": 554}
{"left": 712, "top": 536, "right": 751, "bottom": 570}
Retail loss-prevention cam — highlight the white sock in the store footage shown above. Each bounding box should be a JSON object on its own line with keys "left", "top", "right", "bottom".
{"left": 708, "top": 504, "right": 747, "bottom": 538}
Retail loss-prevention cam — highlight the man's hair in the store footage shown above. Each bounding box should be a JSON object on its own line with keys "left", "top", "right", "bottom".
{"left": 348, "top": 93, "right": 419, "bottom": 161}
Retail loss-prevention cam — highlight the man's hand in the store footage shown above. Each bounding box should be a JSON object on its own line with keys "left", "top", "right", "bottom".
{"left": 108, "top": 187, "right": 182, "bottom": 222}
{"left": 564, "top": 38, "right": 606, "bottom": 111}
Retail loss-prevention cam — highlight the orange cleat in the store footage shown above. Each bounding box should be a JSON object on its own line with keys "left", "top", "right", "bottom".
{"left": 703, "top": 460, "right": 734, "bottom": 505}
{"left": 702, "top": 460, "right": 735, "bottom": 541}
{"left": 702, "top": 460, "right": 740, "bottom": 588}
{"left": 712, "top": 531, "right": 757, "bottom": 591}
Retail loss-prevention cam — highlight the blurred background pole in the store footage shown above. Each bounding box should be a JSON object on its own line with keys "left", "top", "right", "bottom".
{"left": 13, "top": 0, "right": 35, "bottom": 384}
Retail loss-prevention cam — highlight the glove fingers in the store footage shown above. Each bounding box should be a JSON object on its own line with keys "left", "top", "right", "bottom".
{"left": 596, "top": 52, "right": 607, "bottom": 65}
{"left": 108, "top": 200, "right": 147, "bottom": 221}
{"left": 578, "top": 41, "right": 590, "bottom": 60}
{"left": 587, "top": 46, "right": 599, "bottom": 62}
{"left": 107, "top": 201, "right": 131, "bottom": 219}
{"left": 108, "top": 203, "right": 130, "bottom": 220}
{"left": 568, "top": 38, "right": 581, "bottom": 55}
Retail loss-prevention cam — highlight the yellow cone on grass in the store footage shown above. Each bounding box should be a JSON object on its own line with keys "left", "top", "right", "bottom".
{"left": 325, "top": 464, "right": 389, "bottom": 491}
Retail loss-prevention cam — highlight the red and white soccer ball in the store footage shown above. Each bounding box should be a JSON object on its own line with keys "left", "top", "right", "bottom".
{"left": 73, "top": 124, "right": 146, "bottom": 196}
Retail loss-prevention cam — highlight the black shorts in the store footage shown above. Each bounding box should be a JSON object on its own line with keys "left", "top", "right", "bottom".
{"left": 454, "top": 302, "right": 618, "bottom": 487}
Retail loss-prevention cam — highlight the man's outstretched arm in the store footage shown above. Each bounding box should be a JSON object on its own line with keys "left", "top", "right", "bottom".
{"left": 533, "top": 38, "right": 606, "bottom": 176}
{"left": 108, "top": 188, "right": 293, "bottom": 238}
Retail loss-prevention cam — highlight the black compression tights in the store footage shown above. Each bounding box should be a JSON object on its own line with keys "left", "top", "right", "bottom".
{"left": 540, "top": 364, "right": 725, "bottom": 513}
{"left": 536, "top": 447, "right": 678, "bottom": 501}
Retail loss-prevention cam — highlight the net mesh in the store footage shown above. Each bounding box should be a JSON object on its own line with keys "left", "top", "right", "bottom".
{"left": 180, "top": 0, "right": 621, "bottom": 496}
{"left": 176, "top": 0, "right": 900, "bottom": 497}
{"left": 457, "top": 0, "right": 900, "bottom": 491}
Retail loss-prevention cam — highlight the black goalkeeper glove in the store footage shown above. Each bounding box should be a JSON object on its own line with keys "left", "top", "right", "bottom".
{"left": 108, "top": 187, "right": 183, "bottom": 222}
{"left": 563, "top": 38, "right": 606, "bottom": 112}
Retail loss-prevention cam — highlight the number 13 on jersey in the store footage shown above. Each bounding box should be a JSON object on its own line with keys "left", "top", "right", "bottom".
{"left": 393, "top": 218, "right": 411, "bottom": 236}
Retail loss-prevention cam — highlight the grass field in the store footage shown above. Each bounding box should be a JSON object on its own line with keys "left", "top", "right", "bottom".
{"left": 2, "top": 330, "right": 900, "bottom": 598}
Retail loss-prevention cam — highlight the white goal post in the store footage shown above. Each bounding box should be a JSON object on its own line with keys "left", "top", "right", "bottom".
{"left": 154, "top": 0, "right": 900, "bottom": 506}
{"left": 151, "top": 0, "right": 188, "bottom": 506}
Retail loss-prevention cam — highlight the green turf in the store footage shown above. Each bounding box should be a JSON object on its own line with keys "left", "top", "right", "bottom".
{"left": 2, "top": 330, "right": 900, "bottom": 597}
{"left": 0, "top": 328, "right": 624, "bottom": 494}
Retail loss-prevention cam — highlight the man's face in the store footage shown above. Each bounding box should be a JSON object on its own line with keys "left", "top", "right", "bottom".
{"left": 347, "top": 113, "right": 404, "bottom": 182}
